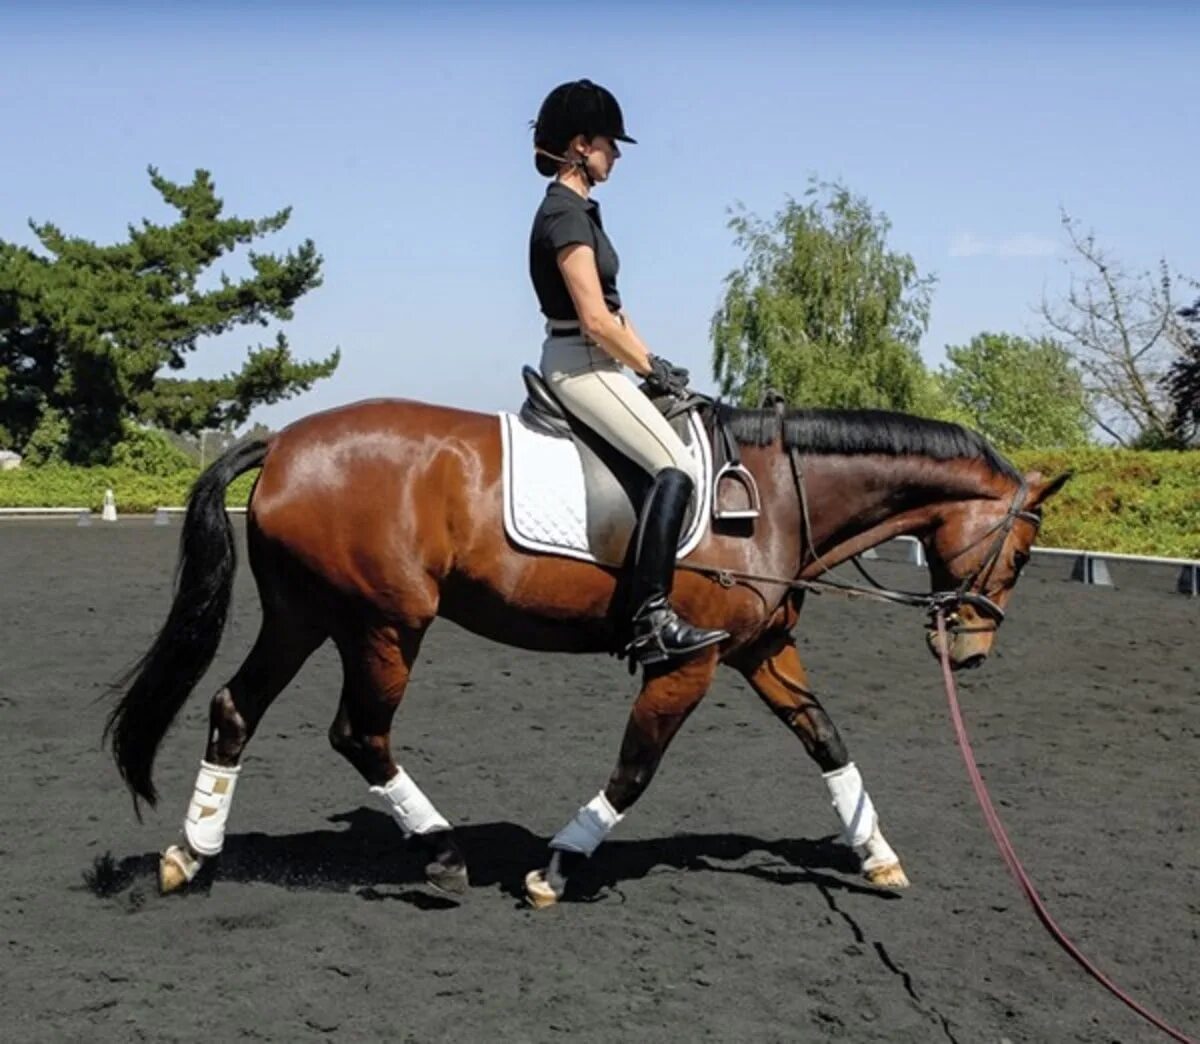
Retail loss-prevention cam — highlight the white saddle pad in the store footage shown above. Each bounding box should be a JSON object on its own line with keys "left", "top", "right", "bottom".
{"left": 498, "top": 411, "right": 712, "bottom": 565}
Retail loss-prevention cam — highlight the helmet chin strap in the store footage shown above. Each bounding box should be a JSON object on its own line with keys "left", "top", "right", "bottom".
{"left": 535, "top": 146, "right": 596, "bottom": 188}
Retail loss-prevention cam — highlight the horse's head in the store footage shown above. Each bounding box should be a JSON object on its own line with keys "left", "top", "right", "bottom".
{"left": 924, "top": 470, "right": 1071, "bottom": 670}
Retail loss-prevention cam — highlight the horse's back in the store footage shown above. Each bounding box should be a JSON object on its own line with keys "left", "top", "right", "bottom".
{"left": 257, "top": 397, "right": 499, "bottom": 491}
{"left": 276, "top": 396, "right": 497, "bottom": 444}
{"left": 246, "top": 397, "right": 503, "bottom": 612}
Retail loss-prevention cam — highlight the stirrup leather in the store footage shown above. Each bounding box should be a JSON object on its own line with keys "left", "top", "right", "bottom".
{"left": 711, "top": 406, "right": 760, "bottom": 520}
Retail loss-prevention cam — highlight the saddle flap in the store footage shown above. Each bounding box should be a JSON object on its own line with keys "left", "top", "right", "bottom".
{"left": 499, "top": 410, "right": 712, "bottom": 566}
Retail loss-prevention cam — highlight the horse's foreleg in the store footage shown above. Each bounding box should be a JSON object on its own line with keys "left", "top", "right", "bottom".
{"left": 525, "top": 649, "right": 719, "bottom": 908}
{"left": 328, "top": 622, "right": 468, "bottom": 896}
{"left": 740, "top": 640, "right": 909, "bottom": 888}
{"left": 160, "top": 610, "right": 325, "bottom": 893}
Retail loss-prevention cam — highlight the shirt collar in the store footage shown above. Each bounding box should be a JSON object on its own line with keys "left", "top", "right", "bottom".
{"left": 547, "top": 181, "right": 597, "bottom": 211}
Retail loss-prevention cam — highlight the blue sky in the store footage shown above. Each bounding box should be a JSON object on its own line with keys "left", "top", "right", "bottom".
{"left": 2, "top": 1, "right": 1197, "bottom": 430}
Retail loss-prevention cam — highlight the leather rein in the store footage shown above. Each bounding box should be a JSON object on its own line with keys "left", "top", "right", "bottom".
{"left": 671, "top": 399, "right": 1195, "bottom": 1043}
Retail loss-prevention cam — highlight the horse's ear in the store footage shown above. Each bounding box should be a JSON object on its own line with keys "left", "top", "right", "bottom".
{"left": 1027, "top": 470, "right": 1073, "bottom": 504}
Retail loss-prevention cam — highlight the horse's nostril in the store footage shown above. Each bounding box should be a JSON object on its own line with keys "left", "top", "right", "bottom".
{"left": 958, "top": 653, "right": 986, "bottom": 671}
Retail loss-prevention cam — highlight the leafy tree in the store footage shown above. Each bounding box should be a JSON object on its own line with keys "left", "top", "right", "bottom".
{"left": 711, "top": 178, "right": 936, "bottom": 411}
{"left": 1164, "top": 298, "right": 1200, "bottom": 445}
{"left": 0, "top": 167, "right": 338, "bottom": 462}
{"left": 110, "top": 421, "right": 194, "bottom": 476}
{"left": 938, "top": 333, "right": 1091, "bottom": 451}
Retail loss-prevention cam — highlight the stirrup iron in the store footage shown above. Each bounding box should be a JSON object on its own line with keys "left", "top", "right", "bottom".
{"left": 713, "top": 461, "right": 761, "bottom": 521}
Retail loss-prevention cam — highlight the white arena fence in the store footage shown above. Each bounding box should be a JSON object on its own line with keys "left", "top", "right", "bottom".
{"left": 0, "top": 506, "right": 91, "bottom": 521}
{"left": 2, "top": 505, "right": 1196, "bottom": 597}
{"left": 865, "top": 535, "right": 1199, "bottom": 598}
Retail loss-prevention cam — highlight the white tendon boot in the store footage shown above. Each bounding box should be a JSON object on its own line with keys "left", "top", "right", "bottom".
{"left": 549, "top": 791, "right": 624, "bottom": 857}
{"left": 822, "top": 762, "right": 908, "bottom": 887}
{"left": 525, "top": 791, "right": 625, "bottom": 909}
{"left": 369, "top": 768, "right": 451, "bottom": 837}
{"left": 160, "top": 760, "right": 241, "bottom": 893}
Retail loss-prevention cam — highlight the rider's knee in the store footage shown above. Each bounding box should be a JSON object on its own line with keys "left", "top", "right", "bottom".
{"left": 655, "top": 457, "right": 698, "bottom": 490}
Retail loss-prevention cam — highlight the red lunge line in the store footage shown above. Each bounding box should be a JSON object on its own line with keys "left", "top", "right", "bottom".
{"left": 934, "top": 612, "right": 1195, "bottom": 1044}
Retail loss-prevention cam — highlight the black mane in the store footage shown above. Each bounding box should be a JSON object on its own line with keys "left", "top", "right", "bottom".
{"left": 714, "top": 403, "right": 1021, "bottom": 480}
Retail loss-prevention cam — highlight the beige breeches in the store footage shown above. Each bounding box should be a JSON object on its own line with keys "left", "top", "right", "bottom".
{"left": 540, "top": 331, "right": 695, "bottom": 482}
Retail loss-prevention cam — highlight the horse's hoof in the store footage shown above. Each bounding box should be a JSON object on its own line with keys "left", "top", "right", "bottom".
{"left": 864, "top": 861, "right": 910, "bottom": 889}
{"left": 426, "top": 861, "right": 469, "bottom": 897}
{"left": 159, "top": 845, "right": 201, "bottom": 894}
{"left": 524, "top": 869, "right": 561, "bottom": 909}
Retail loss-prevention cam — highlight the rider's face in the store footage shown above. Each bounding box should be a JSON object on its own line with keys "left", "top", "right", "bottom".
{"left": 573, "top": 135, "right": 619, "bottom": 182}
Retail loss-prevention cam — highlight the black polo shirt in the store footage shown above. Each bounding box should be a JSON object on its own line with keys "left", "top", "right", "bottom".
{"left": 529, "top": 182, "right": 621, "bottom": 321}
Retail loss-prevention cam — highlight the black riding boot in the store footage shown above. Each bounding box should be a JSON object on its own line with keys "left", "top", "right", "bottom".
{"left": 625, "top": 467, "right": 729, "bottom": 667}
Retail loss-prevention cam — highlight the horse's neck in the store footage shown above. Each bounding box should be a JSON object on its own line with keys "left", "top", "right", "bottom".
{"left": 789, "top": 454, "right": 1003, "bottom": 576}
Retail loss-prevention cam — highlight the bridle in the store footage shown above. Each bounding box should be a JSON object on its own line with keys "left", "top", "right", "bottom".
{"left": 674, "top": 404, "right": 1042, "bottom": 637}
{"left": 671, "top": 404, "right": 1194, "bottom": 1041}
{"left": 786, "top": 443, "right": 1041, "bottom": 636}
{"left": 926, "top": 476, "right": 1042, "bottom": 632}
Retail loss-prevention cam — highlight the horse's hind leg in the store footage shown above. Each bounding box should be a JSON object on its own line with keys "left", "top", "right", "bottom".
{"left": 160, "top": 605, "right": 326, "bottom": 893}
{"left": 739, "top": 637, "right": 909, "bottom": 888}
{"left": 525, "top": 648, "right": 720, "bottom": 908}
{"left": 328, "top": 622, "right": 469, "bottom": 895}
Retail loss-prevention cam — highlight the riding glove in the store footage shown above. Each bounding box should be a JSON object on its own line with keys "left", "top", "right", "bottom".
{"left": 643, "top": 355, "right": 691, "bottom": 398}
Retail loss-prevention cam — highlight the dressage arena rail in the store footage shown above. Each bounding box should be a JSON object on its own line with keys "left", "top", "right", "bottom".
{"left": 867, "top": 534, "right": 1200, "bottom": 597}
{"left": 0, "top": 506, "right": 90, "bottom": 517}
{"left": 2, "top": 505, "right": 1196, "bottom": 596}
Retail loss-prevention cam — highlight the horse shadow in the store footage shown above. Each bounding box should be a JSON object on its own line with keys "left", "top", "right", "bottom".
{"left": 83, "top": 808, "right": 901, "bottom": 907}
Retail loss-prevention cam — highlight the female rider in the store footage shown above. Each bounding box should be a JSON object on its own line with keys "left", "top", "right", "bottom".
{"left": 529, "top": 79, "right": 728, "bottom": 667}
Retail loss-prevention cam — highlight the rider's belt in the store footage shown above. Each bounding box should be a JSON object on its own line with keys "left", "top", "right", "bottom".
{"left": 545, "top": 313, "right": 624, "bottom": 338}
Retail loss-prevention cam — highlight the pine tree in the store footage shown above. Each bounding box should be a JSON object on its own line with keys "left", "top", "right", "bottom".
{"left": 0, "top": 167, "right": 338, "bottom": 462}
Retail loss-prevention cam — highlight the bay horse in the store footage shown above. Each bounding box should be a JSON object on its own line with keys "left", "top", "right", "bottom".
{"left": 106, "top": 394, "right": 1068, "bottom": 907}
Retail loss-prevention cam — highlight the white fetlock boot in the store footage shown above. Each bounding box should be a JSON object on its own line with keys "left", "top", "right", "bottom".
{"left": 822, "top": 762, "right": 909, "bottom": 889}
{"left": 160, "top": 760, "right": 241, "bottom": 894}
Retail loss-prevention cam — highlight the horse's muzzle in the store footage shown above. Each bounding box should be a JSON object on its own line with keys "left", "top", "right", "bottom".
{"left": 926, "top": 626, "right": 990, "bottom": 671}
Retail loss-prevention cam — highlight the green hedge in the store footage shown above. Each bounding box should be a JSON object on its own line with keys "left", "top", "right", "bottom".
{"left": 0, "top": 466, "right": 254, "bottom": 513}
{"left": 3, "top": 449, "right": 1197, "bottom": 558}
{"left": 1009, "top": 449, "right": 1200, "bottom": 559}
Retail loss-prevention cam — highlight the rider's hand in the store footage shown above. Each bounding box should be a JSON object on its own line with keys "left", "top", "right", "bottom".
{"left": 643, "top": 354, "right": 691, "bottom": 397}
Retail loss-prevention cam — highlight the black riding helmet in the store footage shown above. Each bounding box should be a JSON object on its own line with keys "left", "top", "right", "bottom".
{"left": 532, "top": 79, "right": 636, "bottom": 177}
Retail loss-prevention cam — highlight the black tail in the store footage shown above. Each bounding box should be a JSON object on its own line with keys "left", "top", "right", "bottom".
{"left": 105, "top": 437, "right": 270, "bottom": 810}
